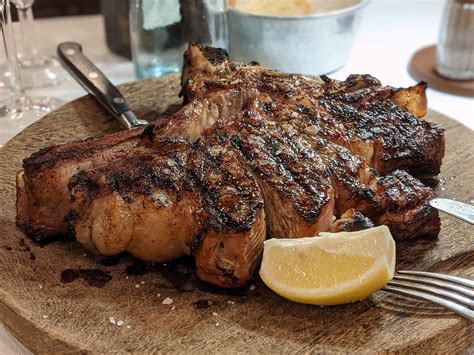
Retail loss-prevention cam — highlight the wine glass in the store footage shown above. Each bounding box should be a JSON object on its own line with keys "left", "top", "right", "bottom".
{"left": 0, "top": 0, "right": 62, "bottom": 145}
{"left": 0, "top": 0, "right": 65, "bottom": 89}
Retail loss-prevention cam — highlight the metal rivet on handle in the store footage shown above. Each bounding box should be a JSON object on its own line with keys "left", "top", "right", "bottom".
{"left": 65, "top": 48, "right": 76, "bottom": 56}
{"left": 88, "top": 72, "right": 99, "bottom": 79}
{"left": 113, "top": 97, "right": 125, "bottom": 104}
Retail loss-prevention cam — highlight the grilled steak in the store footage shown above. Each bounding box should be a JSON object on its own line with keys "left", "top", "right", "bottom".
{"left": 181, "top": 44, "right": 444, "bottom": 179}
{"left": 16, "top": 95, "right": 242, "bottom": 242}
{"left": 16, "top": 128, "right": 144, "bottom": 242}
{"left": 16, "top": 44, "right": 445, "bottom": 287}
{"left": 68, "top": 137, "right": 265, "bottom": 287}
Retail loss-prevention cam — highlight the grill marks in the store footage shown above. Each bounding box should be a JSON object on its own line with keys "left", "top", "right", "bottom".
{"left": 224, "top": 113, "right": 334, "bottom": 238}
{"left": 205, "top": 99, "right": 438, "bottom": 240}
{"left": 183, "top": 44, "right": 444, "bottom": 180}
{"left": 374, "top": 170, "right": 439, "bottom": 239}
{"left": 67, "top": 137, "right": 265, "bottom": 287}
{"left": 191, "top": 142, "right": 266, "bottom": 287}
{"left": 319, "top": 98, "right": 445, "bottom": 177}
{"left": 16, "top": 130, "right": 144, "bottom": 239}
{"left": 189, "top": 141, "right": 264, "bottom": 234}
{"left": 251, "top": 99, "right": 372, "bottom": 216}
{"left": 256, "top": 90, "right": 443, "bottom": 179}
{"left": 179, "top": 44, "right": 443, "bottom": 240}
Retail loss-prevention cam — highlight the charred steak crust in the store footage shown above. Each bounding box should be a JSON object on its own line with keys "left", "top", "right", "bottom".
{"left": 329, "top": 209, "right": 375, "bottom": 233}
{"left": 67, "top": 137, "right": 265, "bottom": 287}
{"left": 23, "top": 128, "right": 145, "bottom": 174}
{"left": 182, "top": 44, "right": 444, "bottom": 180}
{"left": 199, "top": 46, "right": 229, "bottom": 66}
{"left": 190, "top": 141, "right": 264, "bottom": 234}
{"left": 16, "top": 44, "right": 445, "bottom": 288}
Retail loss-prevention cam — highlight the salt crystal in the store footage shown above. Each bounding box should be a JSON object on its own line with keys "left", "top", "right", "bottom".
{"left": 127, "top": 325, "right": 132, "bottom": 329}
{"left": 68, "top": 312, "right": 73, "bottom": 315}
{"left": 83, "top": 253, "right": 87, "bottom": 257}
{"left": 171, "top": 305, "right": 176, "bottom": 311}
{"left": 227, "top": 300, "right": 235, "bottom": 305}
{"left": 162, "top": 297, "right": 173, "bottom": 305}
{"left": 109, "top": 316, "right": 116, "bottom": 324}
{"left": 116, "top": 320, "right": 124, "bottom": 326}
{"left": 125, "top": 276, "right": 129, "bottom": 280}
{"left": 39, "top": 285, "right": 43, "bottom": 289}
{"left": 157, "top": 293, "right": 161, "bottom": 297}
{"left": 249, "top": 285, "right": 256, "bottom": 291}
{"left": 135, "top": 284, "right": 140, "bottom": 289}
{"left": 215, "top": 322, "right": 219, "bottom": 326}
{"left": 42, "top": 315, "right": 48, "bottom": 319}
{"left": 141, "top": 281, "right": 145, "bottom": 284}
{"left": 152, "top": 191, "right": 170, "bottom": 207}
{"left": 212, "top": 312, "right": 218, "bottom": 316}
{"left": 209, "top": 145, "right": 224, "bottom": 156}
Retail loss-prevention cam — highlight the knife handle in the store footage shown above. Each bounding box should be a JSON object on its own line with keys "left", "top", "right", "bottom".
{"left": 430, "top": 198, "right": 474, "bottom": 225}
{"left": 57, "top": 42, "right": 147, "bottom": 129}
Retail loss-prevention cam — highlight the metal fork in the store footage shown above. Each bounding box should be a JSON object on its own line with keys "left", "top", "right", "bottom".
{"left": 382, "top": 270, "right": 474, "bottom": 321}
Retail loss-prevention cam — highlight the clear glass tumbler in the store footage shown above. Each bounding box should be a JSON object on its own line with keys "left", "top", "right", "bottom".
{"left": 436, "top": 0, "right": 474, "bottom": 80}
{"left": 129, "top": 0, "right": 227, "bottom": 79}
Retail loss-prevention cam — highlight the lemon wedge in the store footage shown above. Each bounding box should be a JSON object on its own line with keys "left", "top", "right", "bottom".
{"left": 259, "top": 226, "right": 396, "bottom": 305}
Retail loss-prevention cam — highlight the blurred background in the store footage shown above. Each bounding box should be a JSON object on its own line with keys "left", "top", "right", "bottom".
{"left": 15, "top": 0, "right": 100, "bottom": 18}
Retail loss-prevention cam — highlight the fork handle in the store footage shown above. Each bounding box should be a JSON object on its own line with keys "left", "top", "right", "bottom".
{"left": 57, "top": 42, "right": 146, "bottom": 129}
{"left": 429, "top": 198, "right": 474, "bottom": 225}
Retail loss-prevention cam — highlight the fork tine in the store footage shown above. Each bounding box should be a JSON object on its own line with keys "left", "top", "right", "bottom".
{"left": 397, "top": 270, "right": 474, "bottom": 288}
{"left": 387, "top": 280, "right": 474, "bottom": 308}
{"left": 382, "top": 285, "right": 474, "bottom": 321}
{"left": 393, "top": 275, "right": 474, "bottom": 298}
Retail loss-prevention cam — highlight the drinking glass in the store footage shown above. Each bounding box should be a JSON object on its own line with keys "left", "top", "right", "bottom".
{"left": 0, "top": 0, "right": 65, "bottom": 89}
{"left": 0, "top": 0, "right": 62, "bottom": 144}
{"left": 436, "top": 0, "right": 474, "bottom": 80}
{"left": 129, "top": 0, "right": 227, "bottom": 79}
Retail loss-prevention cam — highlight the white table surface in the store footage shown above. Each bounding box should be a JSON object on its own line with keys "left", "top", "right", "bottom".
{"left": 1, "top": 0, "right": 473, "bottom": 353}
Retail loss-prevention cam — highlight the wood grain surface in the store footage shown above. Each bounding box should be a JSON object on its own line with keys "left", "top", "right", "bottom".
{"left": 0, "top": 75, "right": 473, "bottom": 354}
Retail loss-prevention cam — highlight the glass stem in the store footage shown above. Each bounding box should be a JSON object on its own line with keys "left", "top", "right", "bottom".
{"left": 16, "top": 5, "right": 37, "bottom": 63}
{"left": 1, "top": 0, "right": 25, "bottom": 103}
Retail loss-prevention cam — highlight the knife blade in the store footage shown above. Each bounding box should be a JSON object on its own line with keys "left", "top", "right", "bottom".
{"left": 429, "top": 198, "right": 474, "bottom": 225}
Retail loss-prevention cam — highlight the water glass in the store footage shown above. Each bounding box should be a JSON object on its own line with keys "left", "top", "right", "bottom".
{"left": 129, "top": 0, "right": 227, "bottom": 79}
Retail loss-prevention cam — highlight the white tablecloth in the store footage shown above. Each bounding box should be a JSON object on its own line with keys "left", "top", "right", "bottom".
{"left": 1, "top": 0, "right": 473, "bottom": 353}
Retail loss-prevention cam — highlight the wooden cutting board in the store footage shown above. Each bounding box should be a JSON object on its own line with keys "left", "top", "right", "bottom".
{"left": 0, "top": 75, "right": 473, "bottom": 354}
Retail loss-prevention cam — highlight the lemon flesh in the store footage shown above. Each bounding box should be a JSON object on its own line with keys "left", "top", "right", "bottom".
{"left": 259, "top": 226, "right": 396, "bottom": 305}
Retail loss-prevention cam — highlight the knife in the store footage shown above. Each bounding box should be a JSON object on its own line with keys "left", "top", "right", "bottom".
{"left": 429, "top": 198, "right": 474, "bottom": 225}
{"left": 57, "top": 42, "right": 148, "bottom": 129}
